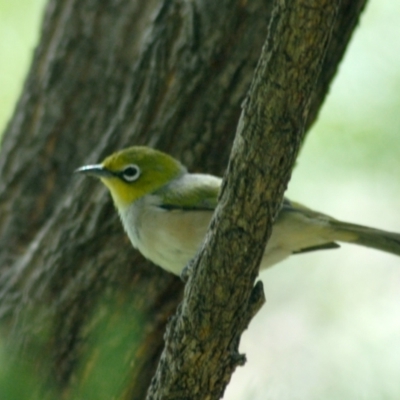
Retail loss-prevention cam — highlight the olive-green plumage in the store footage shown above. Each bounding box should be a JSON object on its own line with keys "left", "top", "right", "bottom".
{"left": 77, "top": 146, "right": 400, "bottom": 275}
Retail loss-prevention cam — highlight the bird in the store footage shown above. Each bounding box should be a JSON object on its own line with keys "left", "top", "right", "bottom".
{"left": 76, "top": 146, "right": 400, "bottom": 275}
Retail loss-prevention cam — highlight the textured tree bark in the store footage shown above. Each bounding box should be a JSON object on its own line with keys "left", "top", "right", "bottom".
{"left": 0, "top": 0, "right": 366, "bottom": 399}
{"left": 146, "top": 0, "right": 341, "bottom": 398}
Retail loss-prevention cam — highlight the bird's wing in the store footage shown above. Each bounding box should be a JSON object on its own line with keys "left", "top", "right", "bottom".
{"left": 157, "top": 173, "right": 221, "bottom": 211}
{"left": 277, "top": 198, "right": 340, "bottom": 254}
{"left": 281, "top": 198, "right": 336, "bottom": 220}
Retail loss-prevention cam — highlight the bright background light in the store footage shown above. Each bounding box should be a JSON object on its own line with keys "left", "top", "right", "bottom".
{"left": 0, "top": 0, "right": 45, "bottom": 133}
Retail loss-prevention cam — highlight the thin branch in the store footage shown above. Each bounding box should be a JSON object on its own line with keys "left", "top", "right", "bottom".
{"left": 147, "top": 0, "right": 340, "bottom": 398}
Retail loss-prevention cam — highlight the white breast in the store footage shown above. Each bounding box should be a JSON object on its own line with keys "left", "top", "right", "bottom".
{"left": 119, "top": 196, "right": 213, "bottom": 275}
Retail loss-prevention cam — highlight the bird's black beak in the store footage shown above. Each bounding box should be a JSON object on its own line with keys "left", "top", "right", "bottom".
{"left": 75, "top": 164, "right": 114, "bottom": 178}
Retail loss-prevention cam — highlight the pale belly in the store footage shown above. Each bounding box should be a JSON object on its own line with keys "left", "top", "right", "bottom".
{"left": 120, "top": 201, "right": 336, "bottom": 275}
{"left": 120, "top": 202, "right": 213, "bottom": 274}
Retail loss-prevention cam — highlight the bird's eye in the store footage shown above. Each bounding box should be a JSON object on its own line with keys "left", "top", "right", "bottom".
{"left": 121, "top": 164, "right": 141, "bottom": 182}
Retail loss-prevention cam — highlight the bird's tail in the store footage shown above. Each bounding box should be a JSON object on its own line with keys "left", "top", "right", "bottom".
{"left": 329, "top": 220, "right": 400, "bottom": 256}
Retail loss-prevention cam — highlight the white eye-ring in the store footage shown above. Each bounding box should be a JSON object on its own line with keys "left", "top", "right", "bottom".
{"left": 121, "top": 164, "right": 141, "bottom": 182}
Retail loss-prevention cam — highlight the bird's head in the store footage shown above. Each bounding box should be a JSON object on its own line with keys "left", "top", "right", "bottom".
{"left": 76, "top": 146, "right": 186, "bottom": 209}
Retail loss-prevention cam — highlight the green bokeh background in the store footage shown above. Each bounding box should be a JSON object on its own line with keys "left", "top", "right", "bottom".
{"left": 1, "top": 1, "right": 399, "bottom": 399}
{"left": 0, "top": 0, "right": 45, "bottom": 131}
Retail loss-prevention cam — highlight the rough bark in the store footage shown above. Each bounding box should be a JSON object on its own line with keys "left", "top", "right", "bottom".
{"left": 0, "top": 0, "right": 366, "bottom": 399}
{"left": 146, "top": 0, "right": 340, "bottom": 398}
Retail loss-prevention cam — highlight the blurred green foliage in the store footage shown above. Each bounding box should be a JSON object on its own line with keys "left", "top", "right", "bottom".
{"left": 0, "top": 296, "right": 146, "bottom": 400}
{"left": 0, "top": 0, "right": 46, "bottom": 135}
{"left": 299, "top": 0, "right": 400, "bottom": 175}
{"left": 69, "top": 299, "right": 146, "bottom": 400}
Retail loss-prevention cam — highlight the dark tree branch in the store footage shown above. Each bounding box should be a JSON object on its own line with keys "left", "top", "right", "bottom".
{"left": 147, "top": 0, "right": 340, "bottom": 398}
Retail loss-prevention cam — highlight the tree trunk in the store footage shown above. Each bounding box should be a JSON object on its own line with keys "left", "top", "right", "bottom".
{"left": 0, "top": 0, "right": 367, "bottom": 399}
